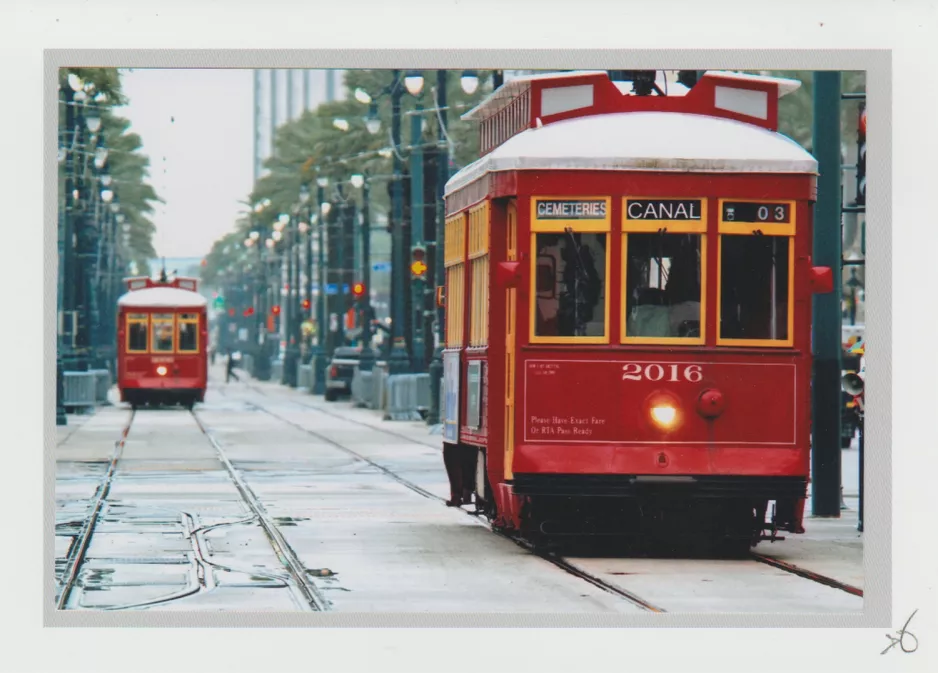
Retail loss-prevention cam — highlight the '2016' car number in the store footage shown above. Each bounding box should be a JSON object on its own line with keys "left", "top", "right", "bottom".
{"left": 622, "top": 363, "right": 703, "bottom": 382}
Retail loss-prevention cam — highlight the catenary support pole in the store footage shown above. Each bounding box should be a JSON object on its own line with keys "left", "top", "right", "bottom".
{"left": 427, "top": 70, "right": 448, "bottom": 425}
{"left": 810, "top": 71, "right": 844, "bottom": 518}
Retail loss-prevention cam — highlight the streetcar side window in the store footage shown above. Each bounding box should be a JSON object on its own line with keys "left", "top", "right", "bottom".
{"left": 719, "top": 235, "right": 791, "bottom": 343}
{"left": 624, "top": 233, "right": 703, "bottom": 340}
{"left": 177, "top": 313, "right": 199, "bottom": 353}
{"left": 445, "top": 213, "right": 467, "bottom": 348}
{"left": 126, "top": 314, "right": 148, "bottom": 353}
{"left": 151, "top": 314, "right": 175, "bottom": 352}
{"left": 534, "top": 232, "right": 607, "bottom": 338}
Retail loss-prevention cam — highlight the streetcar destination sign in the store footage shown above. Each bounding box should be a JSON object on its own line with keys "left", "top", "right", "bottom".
{"left": 626, "top": 199, "right": 702, "bottom": 221}
{"left": 721, "top": 201, "right": 791, "bottom": 223}
{"left": 535, "top": 199, "right": 607, "bottom": 219}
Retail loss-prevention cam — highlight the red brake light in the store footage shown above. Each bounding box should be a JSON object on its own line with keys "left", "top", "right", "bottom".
{"left": 330, "top": 365, "right": 338, "bottom": 377}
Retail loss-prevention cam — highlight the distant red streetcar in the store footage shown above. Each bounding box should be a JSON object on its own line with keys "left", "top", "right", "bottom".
{"left": 116, "top": 275, "right": 208, "bottom": 409}
{"left": 441, "top": 71, "right": 833, "bottom": 553}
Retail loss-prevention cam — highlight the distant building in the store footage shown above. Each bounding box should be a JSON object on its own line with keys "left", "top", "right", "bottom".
{"left": 253, "top": 69, "right": 346, "bottom": 182}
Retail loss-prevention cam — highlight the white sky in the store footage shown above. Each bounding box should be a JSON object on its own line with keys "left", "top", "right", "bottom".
{"left": 117, "top": 68, "right": 255, "bottom": 259}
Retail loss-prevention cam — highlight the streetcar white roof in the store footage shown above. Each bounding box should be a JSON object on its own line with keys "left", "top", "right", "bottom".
{"left": 118, "top": 287, "right": 207, "bottom": 308}
{"left": 445, "top": 111, "right": 817, "bottom": 196}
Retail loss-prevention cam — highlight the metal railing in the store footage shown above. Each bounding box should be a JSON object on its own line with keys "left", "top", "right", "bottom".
{"left": 384, "top": 373, "right": 431, "bottom": 421}
{"left": 62, "top": 371, "right": 97, "bottom": 410}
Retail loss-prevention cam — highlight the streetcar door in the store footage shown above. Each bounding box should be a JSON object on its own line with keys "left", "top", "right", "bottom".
{"left": 504, "top": 200, "right": 518, "bottom": 480}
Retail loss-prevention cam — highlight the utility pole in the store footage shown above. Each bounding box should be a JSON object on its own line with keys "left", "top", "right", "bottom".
{"left": 312, "top": 181, "right": 328, "bottom": 394}
{"left": 811, "top": 71, "right": 844, "bottom": 517}
{"left": 409, "top": 103, "right": 425, "bottom": 370}
{"left": 358, "top": 178, "right": 375, "bottom": 371}
{"left": 427, "top": 70, "right": 448, "bottom": 425}
{"left": 388, "top": 70, "right": 411, "bottom": 373}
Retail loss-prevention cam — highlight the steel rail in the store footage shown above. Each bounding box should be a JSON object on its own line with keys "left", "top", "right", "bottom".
{"left": 240, "top": 396, "right": 666, "bottom": 613}
{"left": 56, "top": 409, "right": 135, "bottom": 610}
{"left": 751, "top": 552, "right": 864, "bottom": 597}
{"left": 189, "top": 410, "right": 330, "bottom": 612}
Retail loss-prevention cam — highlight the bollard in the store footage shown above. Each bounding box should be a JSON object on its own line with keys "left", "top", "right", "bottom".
{"left": 298, "top": 364, "right": 312, "bottom": 390}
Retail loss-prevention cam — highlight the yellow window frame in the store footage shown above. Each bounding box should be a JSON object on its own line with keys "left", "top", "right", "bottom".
{"left": 529, "top": 196, "right": 612, "bottom": 345}
{"left": 468, "top": 203, "right": 490, "bottom": 347}
{"left": 151, "top": 314, "right": 176, "bottom": 353}
{"left": 716, "top": 233, "right": 795, "bottom": 348}
{"left": 445, "top": 212, "right": 467, "bottom": 348}
{"left": 177, "top": 313, "right": 201, "bottom": 354}
{"left": 620, "top": 198, "right": 707, "bottom": 345}
{"left": 125, "top": 313, "right": 149, "bottom": 354}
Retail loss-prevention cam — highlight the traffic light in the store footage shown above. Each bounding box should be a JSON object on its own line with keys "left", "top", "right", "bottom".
{"left": 410, "top": 245, "right": 428, "bottom": 279}
{"left": 271, "top": 305, "right": 281, "bottom": 316}
{"left": 856, "top": 104, "right": 866, "bottom": 206}
{"left": 302, "top": 298, "right": 311, "bottom": 311}
{"left": 243, "top": 307, "right": 255, "bottom": 317}
{"left": 351, "top": 282, "right": 366, "bottom": 299}
{"left": 228, "top": 308, "right": 236, "bottom": 317}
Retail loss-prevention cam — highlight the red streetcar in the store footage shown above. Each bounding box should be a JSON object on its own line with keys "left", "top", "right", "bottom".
{"left": 116, "top": 274, "right": 208, "bottom": 409}
{"left": 441, "top": 71, "right": 833, "bottom": 553}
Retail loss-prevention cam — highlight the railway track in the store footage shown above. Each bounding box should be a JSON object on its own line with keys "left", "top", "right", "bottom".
{"left": 228, "top": 386, "right": 863, "bottom": 609}
{"left": 55, "top": 407, "right": 330, "bottom": 612}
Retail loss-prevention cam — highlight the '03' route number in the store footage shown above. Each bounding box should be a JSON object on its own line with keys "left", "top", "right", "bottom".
{"left": 622, "top": 363, "right": 703, "bottom": 382}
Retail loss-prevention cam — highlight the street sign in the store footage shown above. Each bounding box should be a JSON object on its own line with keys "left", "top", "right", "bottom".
{"left": 326, "top": 283, "right": 338, "bottom": 295}
{"left": 372, "top": 262, "right": 392, "bottom": 272}
{"left": 213, "top": 296, "right": 225, "bottom": 309}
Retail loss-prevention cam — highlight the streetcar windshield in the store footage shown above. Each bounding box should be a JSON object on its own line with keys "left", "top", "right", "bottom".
{"left": 534, "top": 232, "right": 606, "bottom": 338}
{"left": 719, "top": 235, "right": 790, "bottom": 342}
{"left": 177, "top": 314, "right": 199, "bottom": 352}
{"left": 624, "top": 233, "right": 702, "bottom": 340}
{"left": 151, "top": 314, "right": 174, "bottom": 352}
{"left": 126, "top": 313, "right": 148, "bottom": 353}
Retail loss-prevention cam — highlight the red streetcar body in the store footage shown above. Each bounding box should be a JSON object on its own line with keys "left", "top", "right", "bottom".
{"left": 116, "top": 276, "right": 208, "bottom": 408}
{"left": 441, "top": 71, "right": 827, "bottom": 549}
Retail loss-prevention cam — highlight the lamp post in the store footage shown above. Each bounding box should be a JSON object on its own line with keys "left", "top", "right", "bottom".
{"left": 248, "top": 198, "right": 273, "bottom": 380}
{"left": 299, "top": 183, "right": 314, "bottom": 365}
{"left": 358, "top": 70, "right": 426, "bottom": 373}
{"left": 311, "top": 179, "right": 330, "bottom": 394}
{"left": 428, "top": 69, "right": 455, "bottom": 425}
{"left": 351, "top": 173, "right": 375, "bottom": 372}
{"left": 279, "top": 212, "right": 301, "bottom": 386}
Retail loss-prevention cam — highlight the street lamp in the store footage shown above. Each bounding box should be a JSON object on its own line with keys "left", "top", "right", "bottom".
{"left": 404, "top": 70, "right": 425, "bottom": 96}
{"left": 310, "top": 177, "right": 330, "bottom": 395}
{"left": 460, "top": 70, "right": 480, "bottom": 95}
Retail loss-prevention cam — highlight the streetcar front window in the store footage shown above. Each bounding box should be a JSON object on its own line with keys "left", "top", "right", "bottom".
{"left": 127, "top": 313, "right": 148, "bottom": 353}
{"left": 719, "top": 235, "right": 790, "bottom": 342}
{"left": 152, "top": 314, "right": 175, "bottom": 352}
{"left": 534, "top": 232, "right": 607, "bottom": 338}
{"left": 177, "top": 314, "right": 199, "bottom": 352}
{"left": 624, "top": 233, "right": 702, "bottom": 339}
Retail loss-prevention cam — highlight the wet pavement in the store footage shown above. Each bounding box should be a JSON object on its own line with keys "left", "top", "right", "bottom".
{"left": 53, "top": 365, "right": 863, "bottom": 613}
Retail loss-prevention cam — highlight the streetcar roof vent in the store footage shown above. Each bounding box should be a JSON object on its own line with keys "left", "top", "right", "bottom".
{"left": 463, "top": 70, "right": 802, "bottom": 157}
{"left": 118, "top": 286, "right": 208, "bottom": 308}
{"left": 122, "top": 275, "right": 200, "bottom": 292}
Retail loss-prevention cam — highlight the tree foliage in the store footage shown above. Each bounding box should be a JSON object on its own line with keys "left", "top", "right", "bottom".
{"left": 203, "top": 69, "right": 494, "bottom": 285}
{"left": 59, "top": 67, "right": 160, "bottom": 272}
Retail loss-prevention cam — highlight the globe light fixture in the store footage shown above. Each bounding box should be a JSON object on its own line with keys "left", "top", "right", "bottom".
{"left": 67, "top": 73, "right": 84, "bottom": 92}
{"left": 317, "top": 177, "right": 329, "bottom": 188}
{"left": 298, "top": 221, "right": 310, "bottom": 234}
{"left": 354, "top": 88, "right": 372, "bottom": 105}
{"left": 101, "top": 189, "right": 114, "bottom": 203}
{"left": 365, "top": 103, "right": 381, "bottom": 135}
{"left": 299, "top": 183, "right": 310, "bottom": 204}
{"left": 94, "top": 92, "right": 108, "bottom": 103}
{"left": 321, "top": 202, "right": 332, "bottom": 216}
{"left": 278, "top": 212, "right": 290, "bottom": 225}
{"left": 265, "top": 238, "right": 275, "bottom": 249}
{"left": 110, "top": 203, "right": 120, "bottom": 214}
{"left": 350, "top": 174, "right": 365, "bottom": 189}
{"left": 94, "top": 147, "right": 109, "bottom": 167}
{"left": 250, "top": 230, "right": 260, "bottom": 240}
{"left": 73, "top": 91, "right": 88, "bottom": 102}
{"left": 244, "top": 238, "right": 255, "bottom": 248}
{"left": 100, "top": 174, "right": 112, "bottom": 187}
{"left": 333, "top": 118, "right": 350, "bottom": 132}
{"left": 404, "top": 70, "right": 424, "bottom": 96}
{"left": 460, "top": 70, "right": 480, "bottom": 95}
{"left": 115, "top": 213, "right": 124, "bottom": 223}
{"left": 272, "top": 230, "right": 283, "bottom": 242}
{"left": 85, "top": 114, "right": 102, "bottom": 133}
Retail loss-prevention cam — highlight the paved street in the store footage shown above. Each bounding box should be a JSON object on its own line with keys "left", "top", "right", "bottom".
{"left": 54, "top": 365, "right": 864, "bottom": 614}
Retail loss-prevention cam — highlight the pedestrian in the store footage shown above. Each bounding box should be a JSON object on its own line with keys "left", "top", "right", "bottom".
{"left": 226, "top": 349, "right": 239, "bottom": 383}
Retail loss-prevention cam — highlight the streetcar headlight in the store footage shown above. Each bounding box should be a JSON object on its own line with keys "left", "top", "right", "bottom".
{"left": 650, "top": 405, "right": 677, "bottom": 428}
{"left": 156, "top": 366, "right": 168, "bottom": 376}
